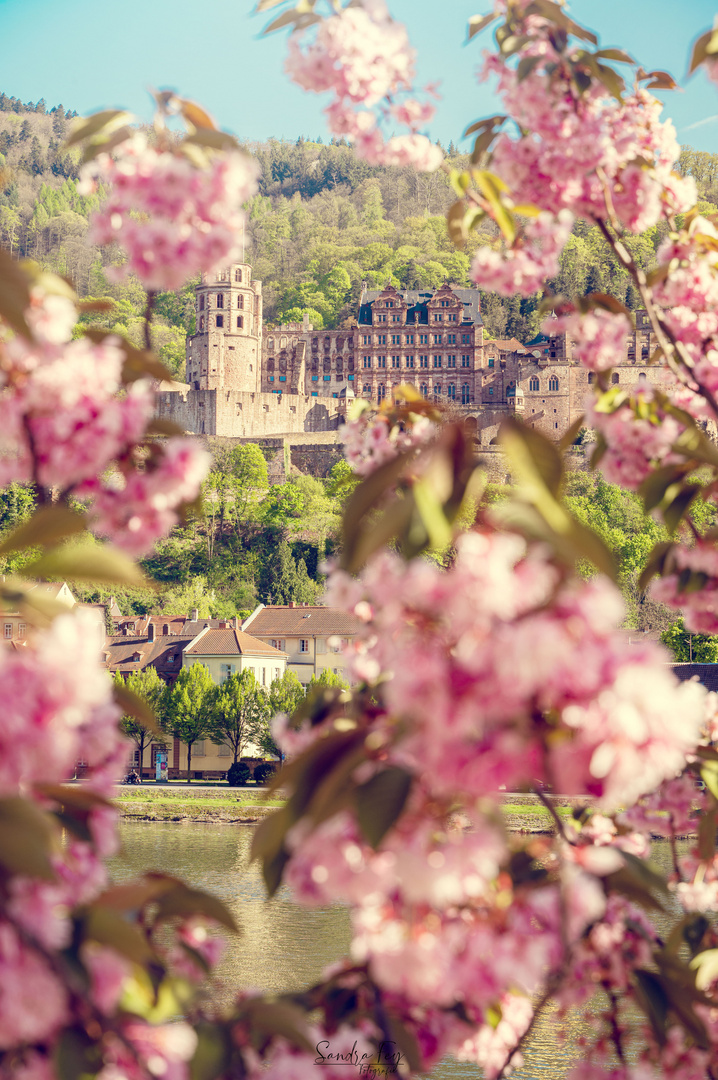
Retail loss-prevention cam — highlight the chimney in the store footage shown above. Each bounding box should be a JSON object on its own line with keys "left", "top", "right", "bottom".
{"left": 148, "top": 623, "right": 155, "bottom": 642}
{"left": 288, "top": 602, "right": 295, "bottom": 608}
{"left": 234, "top": 615, "right": 239, "bottom": 630}
{"left": 191, "top": 608, "right": 199, "bottom": 621}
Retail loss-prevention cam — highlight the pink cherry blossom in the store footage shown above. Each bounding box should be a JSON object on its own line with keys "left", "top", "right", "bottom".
{"left": 471, "top": 210, "right": 574, "bottom": 296}
{"left": 547, "top": 307, "right": 633, "bottom": 372}
{"left": 80, "top": 132, "right": 259, "bottom": 291}
{"left": 650, "top": 541, "right": 718, "bottom": 634}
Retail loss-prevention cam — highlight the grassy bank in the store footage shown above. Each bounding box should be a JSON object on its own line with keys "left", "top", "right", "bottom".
{"left": 114, "top": 786, "right": 283, "bottom": 823}
{"left": 113, "top": 786, "right": 578, "bottom": 829}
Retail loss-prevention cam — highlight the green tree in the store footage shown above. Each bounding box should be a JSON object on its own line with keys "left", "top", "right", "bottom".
{"left": 114, "top": 668, "right": 168, "bottom": 780}
{"left": 169, "top": 663, "right": 217, "bottom": 780}
{"left": 308, "top": 668, "right": 349, "bottom": 692}
{"left": 210, "top": 669, "right": 269, "bottom": 764}
{"left": 268, "top": 669, "right": 306, "bottom": 720}
{"left": 661, "top": 619, "right": 718, "bottom": 663}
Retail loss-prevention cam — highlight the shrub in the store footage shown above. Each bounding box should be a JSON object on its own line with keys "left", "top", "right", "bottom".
{"left": 226, "top": 760, "right": 251, "bottom": 786}
{"left": 253, "top": 761, "right": 277, "bottom": 785}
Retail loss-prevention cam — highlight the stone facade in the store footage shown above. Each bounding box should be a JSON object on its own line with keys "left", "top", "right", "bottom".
{"left": 157, "top": 264, "right": 683, "bottom": 448}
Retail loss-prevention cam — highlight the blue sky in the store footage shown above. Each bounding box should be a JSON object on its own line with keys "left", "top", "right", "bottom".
{"left": 1, "top": 0, "right": 718, "bottom": 151}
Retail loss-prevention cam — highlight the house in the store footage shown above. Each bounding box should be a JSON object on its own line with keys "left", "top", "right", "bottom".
{"left": 104, "top": 615, "right": 287, "bottom": 780}
{"left": 242, "top": 602, "right": 360, "bottom": 686}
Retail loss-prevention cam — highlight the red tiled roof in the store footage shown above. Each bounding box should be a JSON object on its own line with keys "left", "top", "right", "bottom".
{"left": 185, "top": 628, "right": 286, "bottom": 657}
{"left": 244, "top": 605, "right": 360, "bottom": 637}
{"left": 104, "top": 634, "right": 192, "bottom": 678}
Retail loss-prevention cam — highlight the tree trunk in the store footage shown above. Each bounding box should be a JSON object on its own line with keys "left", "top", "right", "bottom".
{"left": 187, "top": 744, "right": 192, "bottom": 782}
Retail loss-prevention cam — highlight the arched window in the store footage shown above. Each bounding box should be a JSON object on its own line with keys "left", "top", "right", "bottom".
{"left": 199, "top": 295, "right": 205, "bottom": 311}
{"left": 216, "top": 294, "right": 224, "bottom": 309}
{"left": 461, "top": 384, "right": 470, "bottom": 404}
{"left": 267, "top": 338, "right": 274, "bottom": 350}
{"left": 549, "top": 376, "right": 559, "bottom": 391}
{"left": 433, "top": 385, "right": 442, "bottom": 398}
{"left": 267, "top": 358, "right": 275, "bottom": 372}
{"left": 588, "top": 372, "right": 595, "bottom": 384}
{"left": 199, "top": 317, "right": 204, "bottom": 332}
{"left": 377, "top": 385, "right": 386, "bottom": 401}
{"left": 280, "top": 337, "right": 287, "bottom": 349}
{"left": 324, "top": 357, "right": 331, "bottom": 373}
{"left": 639, "top": 372, "right": 646, "bottom": 379}
{"left": 363, "top": 384, "right": 371, "bottom": 395}
{"left": 611, "top": 372, "right": 619, "bottom": 384}
{"left": 529, "top": 377, "right": 539, "bottom": 391}
{"left": 237, "top": 316, "right": 243, "bottom": 329}
{"left": 234, "top": 269, "right": 242, "bottom": 282}
{"left": 420, "top": 383, "right": 429, "bottom": 397}
{"left": 447, "top": 384, "right": 456, "bottom": 399}
{"left": 238, "top": 295, "right": 244, "bottom": 309}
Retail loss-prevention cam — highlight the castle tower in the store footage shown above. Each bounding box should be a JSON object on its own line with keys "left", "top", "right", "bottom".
{"left": 185, "top": 263, "right": 262, "bottom": 393}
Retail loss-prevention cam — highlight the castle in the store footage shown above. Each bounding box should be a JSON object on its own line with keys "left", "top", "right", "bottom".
{"left": 156, "top": 264, "right": 674, "bottom": 447}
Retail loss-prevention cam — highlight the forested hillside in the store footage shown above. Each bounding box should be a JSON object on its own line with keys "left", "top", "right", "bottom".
{"left": 3, "top": 90, "right": 718, "bottom": 358}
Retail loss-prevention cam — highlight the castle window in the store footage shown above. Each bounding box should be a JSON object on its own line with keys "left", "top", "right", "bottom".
{"left": 611, "top": 372, "right": 619, "bottom": 384}
{"left": 199, "top": 295, "right": 204, "bottom": 311}
{"left": 216, "top": 315, "right": 224, "bottom": 328}
{"left": 488, "top": 357, "right": 494, "bottom": 368}
{"left": 434, "top": 314, "right": 443, "bottom": 322}
{"left": 392, "top": 355, "right": 400, "bottom": 368}
{"left": 419, "top": 334, "right": 428, "bottom": 344}
{"left": 489, "top": 388, "right": 494, "bottom": 395}
{"left": 406, "top": 356, "right": 415, "bottom": 368}
{"left": 549, "top": 376, "right": 559, "bottom": 391}
{"left": 461, "top": 355, "right": 470, "bottom": 368}
{"left": 462, "top": 334, "right": 470, "bottom": 343}
{"left": 447, "top": 384, "right": 456, "bottom": 399}
{"left": 433, "top": 356, "right": 442, "bottom": 368}
{"left": 588, "top": 372, "right": 594, "bottom": 384}
{"left": 216, "top": 294, "right": 224, "bottom": 308}
{"left": 433, "top": 385, "right": 442, "bottom": 398}
{"left": 267, "top": 358, "right": 275, "bottom": 372}
{"left": 235, "top": 269, "right": 242, "bottom": 282}
{"left": 462, "top": 384, "right": 470, "bottom": 404}
{"left": 377, "top": 385, "right": 386, "bottom": 401}
{"left": 386, "top": 301, "right": 393, "bottom": 308}
{"left": 419, "top": 355, "right": 429, "bottom": 369}
{"left": 529, "top": 377, "right": 539, "bottom": 391}
{"left": 377, "top": 356, "right": 386, "bottom": 368}
{"left": 238, "top": 295, "right": 244, "bottom": 309}
{"left": 447, "top": 355, "right": 456, "bottom": 368}
{"left": 199, "top": 317, "right": 204, "bottom": 332}
{"left": 406, "top": 334, "right": 414, "bottom": 344}
{"left": 237, "top": 316, "right": 243, "bottom": 329}
{"left": 363, "top": 356, "right": 372, "bottom": 368}
{"left": 420, "top": 383, "right": 429, "bottom": 397}
{"left": 267, "top": 338, "right": 274, "bottom": 349}
{"left": 433, "top": 335, "right": 442, "bottom": 344}
{"left": 280, "top": 337, "right": 287, "bottom": 349}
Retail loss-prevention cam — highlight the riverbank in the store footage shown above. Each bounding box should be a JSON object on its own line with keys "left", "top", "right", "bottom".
{"left": 113, "top": 786, "right": 582, "bottom": 829}
{"left": 114, "top": 786, "right": 283, "bottom": 823}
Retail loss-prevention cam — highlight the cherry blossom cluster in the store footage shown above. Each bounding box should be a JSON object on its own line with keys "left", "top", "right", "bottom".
{"left": 546, "top": 307, "right": 633, "bottom": 373}
{"left": 0, "top": 287, "right": 210, "bottom": 554}
{"left": 79, "top": 132, "right": 259, "bottom": 291}
{"left": 587, "top": 383, "right": 685, "bottom": 489}
{"left": 341, "top": 404, "right": 436, "bottom": 476}
{"left": 285, "top": 2, "right": 442, "bottom": 172}
{"left": 471, "top": 210, "right": 574, "bottom": 296}
{"left": 325, "top": 531, "right": 707, "bottom": 807}
{"left": 650, "top": 541, "right": 718, "bottom": 635}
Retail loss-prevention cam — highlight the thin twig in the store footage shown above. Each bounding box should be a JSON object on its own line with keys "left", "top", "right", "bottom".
{"left": 495, "top": 966, "right": 566, "bottom": 1080}
{"left": 534, "top": 786, "right": 570, "bottom": 842}
{"left": 21, "top": 414, "right": 47, "bottom": 506}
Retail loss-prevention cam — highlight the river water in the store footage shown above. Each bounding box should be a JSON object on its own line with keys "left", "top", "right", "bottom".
{"left": 110, "top": 821, "right": 679, "bottom": 1080}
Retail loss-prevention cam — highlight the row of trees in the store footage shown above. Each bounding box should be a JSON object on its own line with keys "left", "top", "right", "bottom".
{"left": 116, "top": 664, "right": 347, "bottom": 780}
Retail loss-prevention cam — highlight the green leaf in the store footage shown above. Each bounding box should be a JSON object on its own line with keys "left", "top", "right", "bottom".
{"left": 463, "top": 114, "right": 506, "bottom": 137}
{"left": 240, "top": 999, "right": 314, "bottom": 1054}
{"left": 82, "top": 905, "right": 152, "bottom": 964}
{"left": 0, "top": 505, "right": 87, "bottom": 556}
{"left": 699, "top": 802, "right": 717, "bottom": 863}
{"left": 64, "top": 110, "right": 133, "bottom": 150}
{"left": 517, "top": 55, "right": 542, "bottom": 82}
{"left": 500, "top": 417, "right": 564, "bottom": 497}
{"left": 0, "top": 247, "right": 32, "bottom": 339}
{"left": 184, "top": 129, "right": 242, "bottom": 153}
{"left": 144, "top": 417, "right": 187, "bottom": 438}
{"left": 467, "top": 12, "right": 499, "bottom": 41}
{"left": 595, "top": 47, "right": 636, "bottom": 64}
{"left": 471, "top": 127, "right": 499, "bottom": 164}
{"left": 689, "top": 29, "right": 718, "bottom": 74}
{"left": 638, "top": 465, "right": 689, "bottom": 514}
{"left": 559, "top": 414, "right": 586, "bottom": 452}
{"left": 637, "top": 540, "right": 674, "bottom": 593}
{"left": 155, "top": 883, "right": 239, "bottom": 933}
{"left": 22, "top": 542, "right": 151, "bottom": 589}
{"left": 356, "top": 767, "right": 413, "bottom": 849}
{"left": 412, "top": 476, "right": 453, "bottom": 551}
{"left": 595, "top": 62, "right": 626, "bottom": 101}
{"left": 36, "top": 784, "right": 115, "bottom": 813}
{"left": 446, "top": 200, "right": 467, "bottom": 249}
{"left": 634, "top": 970, "right": 668, "bottom": 1045}
{"left": 475, "top": 170, "right": 515, "bottom": 243}
{"left": 642, "top": 69, "right": 678, "bottom": 90}
{"left": 702, "top": 761, "right": 718, "bottom": 802}
{"left": 55, "top": 1027, "right": 103, "bottom": 1080}
{"left": 0, "top": 797, "right": 56, "bottom": 880}
{"left": 691, "top": 949, "right": 718, "bottom": 991}
{"left": 81, "top": 126, "right": 133, "bottom": 165}
{"left": 113, "top": 683, "right": 163, "bottom": 736}
{"left": 662, "top": 484, "right": 700, "bottom": 535}
{"left": 526, "top": 0, "right": 597, "bottom": 44}
{"left": 191, "top": 1023, "right": 232, "bottom": 1080}
{"left": 449, "top": 169, "right": 471, "bottom": 198}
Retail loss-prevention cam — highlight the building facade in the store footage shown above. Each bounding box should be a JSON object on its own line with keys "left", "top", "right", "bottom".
{"left": 242, "top": 603, "right": 360, "bottom": 687}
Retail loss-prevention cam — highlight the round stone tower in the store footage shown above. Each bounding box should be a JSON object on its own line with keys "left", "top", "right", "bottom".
{"left": 185, "top": 263, "right": 263, "bottom": 393}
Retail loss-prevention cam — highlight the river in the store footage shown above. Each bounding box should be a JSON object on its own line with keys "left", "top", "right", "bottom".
{"left": 110, "top": 821, "right": 680, "bottom": 1079}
